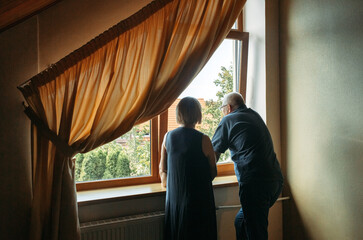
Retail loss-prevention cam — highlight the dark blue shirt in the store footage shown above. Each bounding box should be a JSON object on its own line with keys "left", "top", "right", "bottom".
{"left": 212, "top": 106, "right": 283, "bottom": 183}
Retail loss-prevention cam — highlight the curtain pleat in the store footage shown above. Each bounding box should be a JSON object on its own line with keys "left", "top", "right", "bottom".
{"left": 17, "top": 0, "right": 246, "bottom": 239}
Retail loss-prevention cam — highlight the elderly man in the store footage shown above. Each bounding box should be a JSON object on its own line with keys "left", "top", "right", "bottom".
{"left": 212, "top": 92, "right": 283, "bottom": 240}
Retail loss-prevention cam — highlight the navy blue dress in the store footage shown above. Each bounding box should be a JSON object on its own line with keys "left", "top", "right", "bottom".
{"left": 164, "top": 127, "right": 217, "bottom": 240}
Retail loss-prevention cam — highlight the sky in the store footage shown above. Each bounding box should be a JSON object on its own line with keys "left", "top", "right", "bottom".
{"left": 179, "top": 39, "right": 234, "bottom": 101}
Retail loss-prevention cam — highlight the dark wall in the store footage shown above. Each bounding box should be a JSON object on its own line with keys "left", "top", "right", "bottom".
{"left": 0, "top": 16, "right": 36, "bottom": 240}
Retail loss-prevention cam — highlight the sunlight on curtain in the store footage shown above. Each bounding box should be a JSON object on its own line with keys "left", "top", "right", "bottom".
{"left": 17, "top": 0, "right": 246, "bottom": 239}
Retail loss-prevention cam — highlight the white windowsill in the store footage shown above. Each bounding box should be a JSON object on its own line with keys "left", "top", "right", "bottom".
{"left": 77, "top": 175, "right": 238, "bottom": 206}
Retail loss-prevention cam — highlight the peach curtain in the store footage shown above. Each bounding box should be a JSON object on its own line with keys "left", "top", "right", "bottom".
{"left": 17, "top": 0, "right": 246, "bottom": 239}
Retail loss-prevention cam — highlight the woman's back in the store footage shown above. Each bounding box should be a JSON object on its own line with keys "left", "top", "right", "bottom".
{"left": 165, "top": 127, "right": 217, "bottom": 240}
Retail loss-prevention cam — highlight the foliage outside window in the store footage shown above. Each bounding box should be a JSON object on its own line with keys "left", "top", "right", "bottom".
{"left": 197, "top": 65, "right": 234, "bottom": 163}
{"left": 75, "top": 123, "right": 151, "bottom": 182}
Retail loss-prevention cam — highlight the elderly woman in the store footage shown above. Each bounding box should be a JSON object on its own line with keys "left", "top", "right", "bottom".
{"left": 159, "top": 97, "right": 217, "bottom": 240}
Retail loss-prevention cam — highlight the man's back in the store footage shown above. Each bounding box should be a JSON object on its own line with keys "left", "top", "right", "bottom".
{"left": 212, "top": 106, "right": 283, "bottom": 183}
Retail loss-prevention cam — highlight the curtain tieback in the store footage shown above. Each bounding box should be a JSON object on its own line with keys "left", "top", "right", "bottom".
{"left": 23, "top": 103, "right": 76, "bottom": 157}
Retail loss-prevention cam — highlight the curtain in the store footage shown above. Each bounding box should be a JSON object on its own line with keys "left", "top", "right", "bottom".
{"left": 17, "top": 0, "right": 246, "bottom": 239}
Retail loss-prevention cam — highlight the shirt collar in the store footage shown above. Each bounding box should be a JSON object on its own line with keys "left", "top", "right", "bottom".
{"left": 234, "top": 104, "right": 247, "bottom": 112}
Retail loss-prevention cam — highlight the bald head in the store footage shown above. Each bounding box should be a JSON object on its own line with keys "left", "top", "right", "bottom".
{"left": 223, "top": 92, "right": 245, "bottom": 111}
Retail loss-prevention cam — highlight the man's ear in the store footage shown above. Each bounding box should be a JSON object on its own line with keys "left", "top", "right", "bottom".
{"left": 227, "top": 104, "right": 233, "bottom": 114}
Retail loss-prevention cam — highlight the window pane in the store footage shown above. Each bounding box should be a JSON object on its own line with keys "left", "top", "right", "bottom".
{"left": 168, "top": 39, "right": 242, "bottom": 164}
{"left": 75, "top": 122, "right": 151, "bottom": 182}
{"left": 232, "top": 19, "right": 238, "bottom": 29}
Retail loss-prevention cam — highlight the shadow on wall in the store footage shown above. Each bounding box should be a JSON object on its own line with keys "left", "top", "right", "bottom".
{"left": 279, "top": 1, "right": 310, "bottom": 239}
{"left": 280, "top": 184, "right": 310, "bottom": 240}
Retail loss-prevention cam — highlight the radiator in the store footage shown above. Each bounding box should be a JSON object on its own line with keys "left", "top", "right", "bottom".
{"left": 80, "top": 211, "right": 165, "bottom": 240}
{"left": 80, "top": 198, "right": 290, "bottom": 240}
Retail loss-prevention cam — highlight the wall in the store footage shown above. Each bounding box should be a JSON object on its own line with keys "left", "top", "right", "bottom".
{"left": 245, "top": 0, "right": 283, "bottom": 238}
{"left": 78, "top": 185, "right": 284, "bottom": 240}
{"left": 0, "top": 0, "right": 152, "bottom": 239}
{"left": 244, "top": 0, "right": 266, "bottom": 120}
{"left": 280, "top": 0, "right": 363, "bottom": 239}
{"left": 0, "top": 17, "right": 36, "bottom": 240}
{"left": 77, "top": 187, "right": 243, "bottom": 240}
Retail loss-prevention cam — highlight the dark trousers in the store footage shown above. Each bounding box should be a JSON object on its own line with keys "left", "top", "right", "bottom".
{"left": 234, "top": 180, "right": 283, "bottom": 240}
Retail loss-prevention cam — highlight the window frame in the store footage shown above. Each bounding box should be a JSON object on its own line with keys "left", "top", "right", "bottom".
{"left": 216, "top": 12, "right": 249, "bottom": 176}
{"left": 76, "top": 117, "right": 159, "bottom": 191}
{"left": 76, "top": 12, "right": 248, "bottom": 191}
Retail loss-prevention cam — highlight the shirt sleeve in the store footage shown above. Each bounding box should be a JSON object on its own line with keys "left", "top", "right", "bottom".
{"left": 211, "top": 118, "right": 229, "bottom": 153}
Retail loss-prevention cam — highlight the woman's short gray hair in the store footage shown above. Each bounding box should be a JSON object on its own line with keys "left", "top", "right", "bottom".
{"left": 176, "top": 97, "right": 202, "bottom": 126}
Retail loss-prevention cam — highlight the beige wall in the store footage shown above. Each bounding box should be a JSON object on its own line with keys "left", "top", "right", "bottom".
{"left": 78, "top": 185, "right": 283, "bottom": 240}
{"left": 244, "top": 0, "right": 267, "bottom": 120}
{"left": 280, "top": 0, "right": 363, "bottom": 239}
{"left": 37, "top": 0, "right": 154, "bottom": 71}
{"left": 245, "top": 1, "right": 283, "bottom": 238}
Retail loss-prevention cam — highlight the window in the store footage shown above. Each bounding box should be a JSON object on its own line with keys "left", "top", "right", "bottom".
{"left": 160, "top": 12, "right": 248, "bottom": 177}
{"left": 166, "top": 39, "right": 236, "bottom": 161}
{"left": 76, "top": 119, "right": 160, "bottom": 191}
{"left": 76, "top": 13, "right": 248, "bottom": 191}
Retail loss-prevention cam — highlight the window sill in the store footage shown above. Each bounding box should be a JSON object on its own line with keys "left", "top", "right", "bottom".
{"left": 77, "top": 175, "right": 238, "bottom": 206}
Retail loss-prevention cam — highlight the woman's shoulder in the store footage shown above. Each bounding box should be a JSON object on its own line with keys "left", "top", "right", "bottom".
{"left": 191, "top": 128, "right": 205, "bottom": 138}
{"left": 165, "top": 127, "right": 186, "bottom": 140}
{"left": 169, "top": 128, "right": 205, "bottom": 142}
{"left": 167, "top": 127, "right": 181, "bottom": 136}
{"left": 201, "top": 133, "right": 212, "bottom": 143}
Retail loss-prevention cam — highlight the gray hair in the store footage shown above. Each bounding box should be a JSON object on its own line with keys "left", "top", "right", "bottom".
{"left": 224, "top": 92, "right": 245, "bottom": 109}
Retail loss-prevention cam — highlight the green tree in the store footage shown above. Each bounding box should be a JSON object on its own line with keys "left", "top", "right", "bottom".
{"left": 116, "top": 151, "right": 132, "bottom": 177}
{"left": 123, "top": 123, "right": 151, "bottom": 176}
{"left": 103, "top": 142, "right": 120, "bottom": 179}
{"left": 79, "top": 148, "right": 107, "bottom": 181}
{"left": 214, "top": 65, "right": 234, "bottom": 100}
{"left": 75, "top": 123, "right": 149, "bottom": 182}
{"left": 198, "top": 65, "right": 234, "bottom": 162}
{"left": 75, "top": 154, "right": 84, "bottom": 181}
{"left": 102, "top": 141, "right": 133, "bottom": 179}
